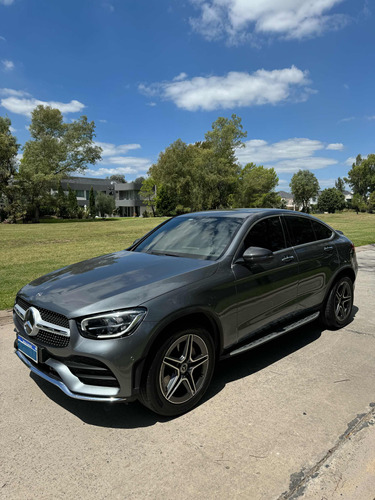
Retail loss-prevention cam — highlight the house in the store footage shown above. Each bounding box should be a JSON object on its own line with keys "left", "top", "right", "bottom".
{"left": 60, "top": 177, "right": 148, "bottom": 217}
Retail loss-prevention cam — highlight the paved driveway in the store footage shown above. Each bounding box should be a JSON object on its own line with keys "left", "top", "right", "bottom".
{"left": 1, "top": 246, "right": 374, "bottom": 499}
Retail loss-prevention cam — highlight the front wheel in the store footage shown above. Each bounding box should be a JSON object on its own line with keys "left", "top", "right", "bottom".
{"left": 321, "top": 276, "right": 354, "bottom": 329}
{"left": 140, "top": 327, "right": 215, "bottom": 417}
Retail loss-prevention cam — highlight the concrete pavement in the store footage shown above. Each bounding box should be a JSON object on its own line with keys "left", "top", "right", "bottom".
{"left": 0, "top": 246, "right": 374, "bottom": 499}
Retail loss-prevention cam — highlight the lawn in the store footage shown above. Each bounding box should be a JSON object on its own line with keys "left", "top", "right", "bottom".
{"left": 0, "top": 212, "right": 374, "bottom": 310}
{"left": 0, "top": 217, "right": 167, "bottom": 310}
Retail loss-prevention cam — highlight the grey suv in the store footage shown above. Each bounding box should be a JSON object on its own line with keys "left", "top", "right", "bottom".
{"left": 14, "top": 209, "right": 357, "bottom": 416}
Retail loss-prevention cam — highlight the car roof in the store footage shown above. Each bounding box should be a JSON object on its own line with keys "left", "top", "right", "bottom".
{"left": 178, "top": 208, "right": 299, "bottom": 219}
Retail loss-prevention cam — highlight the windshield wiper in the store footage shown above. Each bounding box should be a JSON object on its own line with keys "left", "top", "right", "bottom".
{"left": 147, "top": 250, "right": 181, "bottom": 257}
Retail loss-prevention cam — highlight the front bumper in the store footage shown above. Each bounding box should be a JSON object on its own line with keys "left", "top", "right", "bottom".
{"left": 13, "top": 310, "right": 156, "bottom": 402}
{"left": 15, "top": 350, "right": 127, "bottom": 402}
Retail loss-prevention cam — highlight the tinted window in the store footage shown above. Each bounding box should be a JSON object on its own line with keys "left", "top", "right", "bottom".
{"left": 311, "top": 220, "right": 332, "bottom": 241}
{"left": 134, "top": 216, "right": 243, "bottom": 260}
{"left": 284, "top": 216, "right": 315, "bottom": 246}
{"left": 244, "top": 217, "right": 286, "bottom": 252}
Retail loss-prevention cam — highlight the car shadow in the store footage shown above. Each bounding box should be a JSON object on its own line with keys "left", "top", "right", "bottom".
{"left": 30, "top": 310, "right": 358, "bottom": 429}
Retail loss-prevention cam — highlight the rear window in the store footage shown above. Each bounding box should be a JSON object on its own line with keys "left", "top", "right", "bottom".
{"left": 284, "top": 216, "right": 315, "bottom": 246}
{"left": 311, "top": 220, "right": 333, "bottom": 241}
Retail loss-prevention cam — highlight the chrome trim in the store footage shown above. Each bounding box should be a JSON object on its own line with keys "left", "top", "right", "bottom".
{"left": 81, "top": 309, "right": 146, "bottom": 339}
{"left": 229, "top": 312, "right": 320, "bottom": 357}
{"left": 14, "top": 303, "right": 70, "bottom": 337}
{"left": 14, "top": 303, "right": 25, "bottom": 320}
{"left": 15, "top": 350, "right": 126, "bottom": 402}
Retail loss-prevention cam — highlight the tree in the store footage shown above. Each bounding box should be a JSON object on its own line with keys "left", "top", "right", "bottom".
{"left": 236, "top": 163, "right": 280, "bottom": 207}
{"left": 149, "top": 115, "right": 247, "bottom": 212}
{"left": 56, "top": 182, "right": 68, "bottom": 218}
{"left": 367, "top": 191, "right": 375, "bottom": 213}
{"left": 107, "top": 174, "right": 126, "bottom": 183}
{"left": 155, "top": 184, "right": 179, "bottom": 216}
{"left": 351, "top": 193, "right": 367, "bottom": 214}
{"left": 67, "top": 184, "right": 79, "bottom": 218}
{"left": 0, "top": 116, "right": 19, "bottom": 196}
{"left": 134, "top": 176, "right": 145, "bottom": 188}
{"left": 88, "top": 186, "right": 96, "bottom": 217}
{"left": 290, "top": 170, "right": 320, "bottom": 213}
{"left": 317, "top": 188, "right": 345, "bottom": 213}
{"left": 335, "top": 177, "right": 345, "bottom": 193}
{"left": 95, "top": 192, "right": 115, "bottom": 217}
{"left": 140, "top": 177, "right": 156, "bottom": 216}
{"left": 19, "top": 105, "right": 102, "bottom": 221}
{"left": 345, "top": 154, "right": 375, "bottom": 202}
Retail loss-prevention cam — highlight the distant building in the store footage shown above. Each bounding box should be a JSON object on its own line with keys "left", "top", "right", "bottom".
{"left": 60, "top": 177, "right": 148, "bottom": 217}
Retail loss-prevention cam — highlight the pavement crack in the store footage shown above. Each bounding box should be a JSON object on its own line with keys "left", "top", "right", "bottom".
{"left": 277, "top": 404, "right": 375, "bottom": 500}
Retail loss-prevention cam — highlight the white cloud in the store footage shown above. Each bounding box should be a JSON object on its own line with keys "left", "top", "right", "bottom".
{"left": 0, "top": 88, "right": 30, "bottom": 97}
{"left": 270, "top": 157, "right": 337, "bottom": 173}
{"left": 0, "top": 0, "right": 15, "bottom": 5}
{"left": 9, "top": 125, "right": 16, "bottom": 132}
{"left": 173, "top": 72, "right": 188, "bottom": 81}
{"left": 345, "top": 156, "right": 356, "bottom": 166}
{"left": 98, "top": 119, "right": 107, "bottom": 123}
{"left": 1, "top": 95, "right": 85, "bottom": 116}
{"left": 237, "top": 138, "right": 323, "bottom": 164}
{"left": 2, "top": 59, "right": 14, "bottom": 71}
{"left": 96, "top": 142, "right": 141, "bottom": 157}
{"left": 366, "top": 115, "right": 375, "bottom": 121}
{"left": 139, "top": 66, "right": 312, "bottom": 111}
{"left": 0, "top": 36, "right": 6, "bottom": 41}
{"left": 146, "top": 102, "right": 157, "bottom": 107}
{"left": 236, "top": 137, "right": 339, "bottom": 173}
{"left": 338, "top": 116, "right": 355, "bottom": 123}
{"left": 326, "top": 143, "right": 344, "bottom": 150}
{"left": 86, "top": 167, "right": 139, "bottom": 176}
{"left": 189, "top": 0, "right": 348, "bottom": 43}
{"left": 317, "top": 178, "right": 337, "bottom": 188}
{"left": 104, "top": 156, "right": 151, "bottom": 170}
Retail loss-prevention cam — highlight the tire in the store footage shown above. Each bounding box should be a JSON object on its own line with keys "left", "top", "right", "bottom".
{"left": 321, "top": 276, "right": 354, "bottom": 329}
{"left": 139, "top": 326, "right": 215, "bottom": 417}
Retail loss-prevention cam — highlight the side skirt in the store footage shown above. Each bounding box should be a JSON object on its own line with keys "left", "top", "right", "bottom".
{"left": 226, "top": 312, "right": 320, "bottom": 358}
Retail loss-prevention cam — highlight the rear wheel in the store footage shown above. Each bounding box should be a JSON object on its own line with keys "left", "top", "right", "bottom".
{"left": 140, "top": 326, "right": 215, "bottom": 417}
{"left": 321, "top": 276, "right": 354, "bottom": 329}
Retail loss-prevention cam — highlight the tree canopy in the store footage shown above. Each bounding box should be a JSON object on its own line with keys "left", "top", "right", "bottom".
{"left": 19, "top": 105, "right": 102, "bottom": 220}
{"left": 0, "top": 116, "right": 19, "bottom": 196}
{"left": 345, "top": 154, "right": 375, "bottom": 201}
{"left": 317, "top": 188, "right": 345, "bottom": 213}
{"left": 290, "top": 170, "right": 320, "bottom": 213}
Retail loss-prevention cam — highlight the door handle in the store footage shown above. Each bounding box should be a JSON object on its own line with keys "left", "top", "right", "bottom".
{"left": 282, "top": 255, "right": 295, "bottom": 262}
{"left": 324, "top": 246, "right": 334, "bottom": 252}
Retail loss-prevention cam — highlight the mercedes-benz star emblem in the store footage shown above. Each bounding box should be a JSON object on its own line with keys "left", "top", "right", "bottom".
{"left": 24, "top": 307, "right": 41, "bottom": 337}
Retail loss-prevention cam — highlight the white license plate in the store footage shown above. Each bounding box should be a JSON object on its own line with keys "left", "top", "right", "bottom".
{"left": 18, "top": 335, "right": 38, "bottom": 363}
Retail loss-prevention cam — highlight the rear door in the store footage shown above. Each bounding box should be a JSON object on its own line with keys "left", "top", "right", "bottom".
{"left": 232, "top": 215, "right": 299, "bottom": 343}
{"left": 283, "top": 215, "right": 339, "bottom": 311}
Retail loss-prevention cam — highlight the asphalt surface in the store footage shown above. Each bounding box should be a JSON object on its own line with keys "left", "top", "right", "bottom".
{"left": 1, "top": 245, "right": 374, "bottom": 500}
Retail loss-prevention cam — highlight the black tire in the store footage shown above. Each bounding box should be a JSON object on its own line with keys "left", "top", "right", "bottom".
{"left": 139, "top": 326, "right": 215, "bottom": 417}
{"left": 321, "top": 276, "right": 354, "bottom": 329}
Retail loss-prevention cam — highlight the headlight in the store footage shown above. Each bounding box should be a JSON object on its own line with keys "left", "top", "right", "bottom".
{"left": 79, "top": 308, "right": 146, "bottom": 339}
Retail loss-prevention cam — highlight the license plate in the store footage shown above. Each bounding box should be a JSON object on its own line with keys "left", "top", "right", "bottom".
{"left": 18, "top": 335, "right": 38, "bottom": 363}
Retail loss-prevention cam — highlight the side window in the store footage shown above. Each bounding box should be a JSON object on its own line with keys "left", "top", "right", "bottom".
{"left": 285, "top": 216, "right": 315, "bottom": 246}
{"left": 244, "top": 217, "right": 286, "bottom": 253}
{"left": 311, "top": 220, "right": 333, "bottom": 241}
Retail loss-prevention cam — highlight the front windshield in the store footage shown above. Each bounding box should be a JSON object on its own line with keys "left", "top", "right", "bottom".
{"left": 133, "top": 216, "right": 243, "bottom": 260}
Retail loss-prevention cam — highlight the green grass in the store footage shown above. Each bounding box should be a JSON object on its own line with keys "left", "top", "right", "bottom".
{"left": 315, "top": 212, "right": 375, "bottom": 247}
{"left": 0, "top": 217, "right": 167, "bottom": 310}
{"left": 0, "top": 212, "right": 374, "bottom": 310}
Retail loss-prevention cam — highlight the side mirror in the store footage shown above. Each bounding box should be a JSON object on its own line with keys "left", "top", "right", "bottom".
{"left": 243, "top": 246, "right": 273, "bottom": 263}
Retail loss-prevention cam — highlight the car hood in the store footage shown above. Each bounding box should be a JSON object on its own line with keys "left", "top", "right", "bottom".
{"left": 18, "top": 250, "right": 218, "bottom": 318}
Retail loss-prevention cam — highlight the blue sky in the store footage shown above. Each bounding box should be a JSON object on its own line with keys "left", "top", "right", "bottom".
{"left": 0, "top": 0, "right": 374, "bottom": 191}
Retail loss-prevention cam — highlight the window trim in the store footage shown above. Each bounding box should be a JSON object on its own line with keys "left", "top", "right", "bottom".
{"left": 232, "top": 215, "right": 292, "bottom": 265}
{"left": 281, "top": 214, "right": 335, "bottom": 249}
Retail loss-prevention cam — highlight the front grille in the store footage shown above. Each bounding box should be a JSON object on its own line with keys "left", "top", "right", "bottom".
{"left": 16, "top": 297, "right": 69, "bottom": 329}
{"left": 36, "top": 330, "right": 70, "bottom": 348}
{"left": 61, "top": 356, "right": 120, "bottom": 388}
{"left": 16, "top": 296, "right": 70, "bottom": 348}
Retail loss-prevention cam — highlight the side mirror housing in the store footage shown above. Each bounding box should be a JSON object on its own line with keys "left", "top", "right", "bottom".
{"left": 243, "top": 246, "right": 273, "bottom": 263}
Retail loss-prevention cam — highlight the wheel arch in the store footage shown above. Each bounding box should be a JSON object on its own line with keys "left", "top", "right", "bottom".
{"left": 323, "top": 266, "right": 356, "bottom": 307}
{"left": 133, "top": 308, "right": 223, "bottom": 394}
